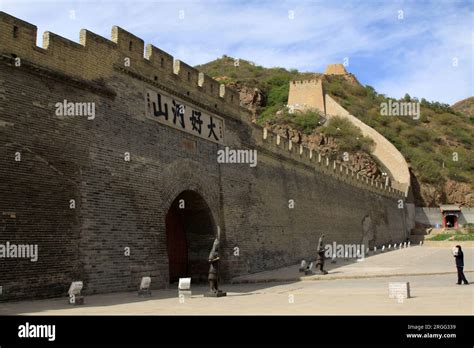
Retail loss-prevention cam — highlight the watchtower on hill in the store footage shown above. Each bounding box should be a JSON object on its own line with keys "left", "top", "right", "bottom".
{"left": 324, "top": 63, "right": 348, "bottom": 75}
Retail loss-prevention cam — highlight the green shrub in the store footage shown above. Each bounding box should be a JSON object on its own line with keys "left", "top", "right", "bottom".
{"left": 401, "top": 127, "right": 434, "bottom": 146}
{"left": 453, "top": 233, "right": 474, "bottom": 241}
{"left": 265, "top": 74, "right": 290, "bottom": 86}
{"left": 258, "top": 106, "right": 322, "bottom": 135}
{"left": 266, "top": 84, "right": 289, "bottom": 107}
{"left": 413, "top": 159, "right": 443, "bottom": 184}
{"left": 279, "top": 108, "right": 322, "bottom": 134}
{"left": 258, "top": 103, "right": 284, "bottom": 125}
{"left": 430, "top": 234, "right": 452, "bottom": 241}
{"left": 447, "top": 168, "right": 472, "bottom": 183}
{"left": 322, "top": 116, "right": 374, "bottom": 152}
{"left": 197, "top": 57, "right": 474, "bottom": 191}
{"left": 365, "top": 85, "right": 377, "bottom": 100}
{"left": 446, "top": 128, "right": 473, "bottom": 147}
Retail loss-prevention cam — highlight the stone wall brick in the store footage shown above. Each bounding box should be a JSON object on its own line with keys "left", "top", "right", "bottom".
{"left": 0, "top": 12, "right": 407, "bottom": 301}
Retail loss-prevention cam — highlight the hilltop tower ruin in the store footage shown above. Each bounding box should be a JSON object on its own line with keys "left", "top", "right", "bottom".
{"left": 287, "top": 65, "right": 411, "bottom": 198}
{"left": 324, "top": 63, "right": 348, "bottom": 75}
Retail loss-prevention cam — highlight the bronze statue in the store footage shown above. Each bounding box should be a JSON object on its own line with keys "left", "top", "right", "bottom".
{"left": 205, "top": 228, "right": 227, "bottom": 297}
{"left": 314, "top": 234, "right": 328, "bottom": 275}
{"left": 208, "top": 238, "right": 220, "bottom": 293}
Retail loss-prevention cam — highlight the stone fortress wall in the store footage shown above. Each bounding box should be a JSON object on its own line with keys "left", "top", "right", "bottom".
{"left": 324, "top": 63, "right": 349, "bottom": 75}
{"left": 0, "top": 12, "right": 408, "bottom": 301}
{"left": 287, "top": 64, "right": 411, "bottom": 196}
{"left": 287, "top": 79, "right": 326, "bottom": 114}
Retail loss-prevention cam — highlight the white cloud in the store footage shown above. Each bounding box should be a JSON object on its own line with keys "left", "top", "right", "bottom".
{"left": 1, "top": 0, "right": 471, "bottom": 104}
{"left": 374, "top": 4, "right": 473, "bottom": 104}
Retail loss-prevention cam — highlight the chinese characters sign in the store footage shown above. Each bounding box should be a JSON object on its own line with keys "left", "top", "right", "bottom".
{"left": 146, "top": 89, "right": 224, "bottom": 144}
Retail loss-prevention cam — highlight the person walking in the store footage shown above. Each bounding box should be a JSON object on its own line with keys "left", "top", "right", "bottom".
{"left": 454, "top": 245, "right": 469, "bottom": 285}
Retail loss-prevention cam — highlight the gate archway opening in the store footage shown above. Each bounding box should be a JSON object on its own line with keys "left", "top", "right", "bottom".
{"left": 444, "top": 214, "right": 458, "bottom": 229}
{"left": 165, "top": 190, "right": 216, "bottom": 284}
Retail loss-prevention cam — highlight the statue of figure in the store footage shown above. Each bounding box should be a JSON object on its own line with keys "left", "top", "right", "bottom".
{"left": 314, "top": 234, "right": 328, "bottom": 275}
{"left": 208, "top": 238, "right": 220, "bottom": 293}
{"left": 205, "top": 228, "right": 227, "bottom": 297}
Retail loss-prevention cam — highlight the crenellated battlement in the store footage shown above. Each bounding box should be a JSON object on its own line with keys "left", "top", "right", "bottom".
{"left": 290, "top": 78, "right": 322, "bottom": 85}
{"left": 111, "top": 25, "right": 144, "bottom": 61}
{"left": 0, "top": 11, "right": 405, "bottom": 201}
{"left": 0, "top": 12, "right": 241, "bottom": 112}
{"left": 256, "top": 125, "right": 405, "bottom": 199}
{"left": 145, "top": 44, "right": 174, "bottom": 73}
{"left": 288, "top": 77, "right": 326, "bottom": 114}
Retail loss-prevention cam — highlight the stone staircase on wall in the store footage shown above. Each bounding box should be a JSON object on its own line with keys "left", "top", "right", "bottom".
{"left": 324, "top": 94, "right": 411, "bottom": 197}
{"left": 287, "top": 74, "right": 411, "bottom": 198}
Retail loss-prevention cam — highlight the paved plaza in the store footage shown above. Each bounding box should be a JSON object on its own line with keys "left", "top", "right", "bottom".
{"left": 232, "top": 244, "right": 474, "bottom": 282}
{"left": 1, "top": 246, "right": 472, "bottom": 315}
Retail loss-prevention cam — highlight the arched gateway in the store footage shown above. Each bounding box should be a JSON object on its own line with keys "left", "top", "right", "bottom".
{"left": 165, "top": 190, "right": 217, "bottom": 284}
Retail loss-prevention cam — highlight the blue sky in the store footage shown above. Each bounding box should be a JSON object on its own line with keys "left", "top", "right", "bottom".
{"left": 1, "top": 0, "right": 472, "bottom": 104}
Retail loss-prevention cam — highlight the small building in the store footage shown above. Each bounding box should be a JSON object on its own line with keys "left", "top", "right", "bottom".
{"left": 440, "top": 205, "right": 461, "bottom": 228}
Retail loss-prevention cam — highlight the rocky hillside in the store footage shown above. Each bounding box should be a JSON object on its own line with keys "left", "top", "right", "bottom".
{"left": 323, "top": 76, "right": 473, "bottom": 207}
{"left": 196, "top": 56, "right": 474, "bottom": 206}
{"left": 452, "top": 97, "right": 474, "bottom": 118}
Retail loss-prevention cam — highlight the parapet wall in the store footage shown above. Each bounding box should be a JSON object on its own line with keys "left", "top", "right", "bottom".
{"left": 0, "top": 11, "right": 406, "bottom": 200}
{"left": 0, "top": 9, "right": 410, "bottom": 199}
{"left": 0, "top": 11, "right": 241, "bottom": 119}
{"left": 325, "top": 95, "right": 411, "bottom": 195}
{"left": 287, "top": 79, "right": 325, "bottom": 113}
{"left": 253, "top": 125, "right": 405, "bottom": 198}
{"left": 287, "top": 73, "right": 411, "bottom": 197}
